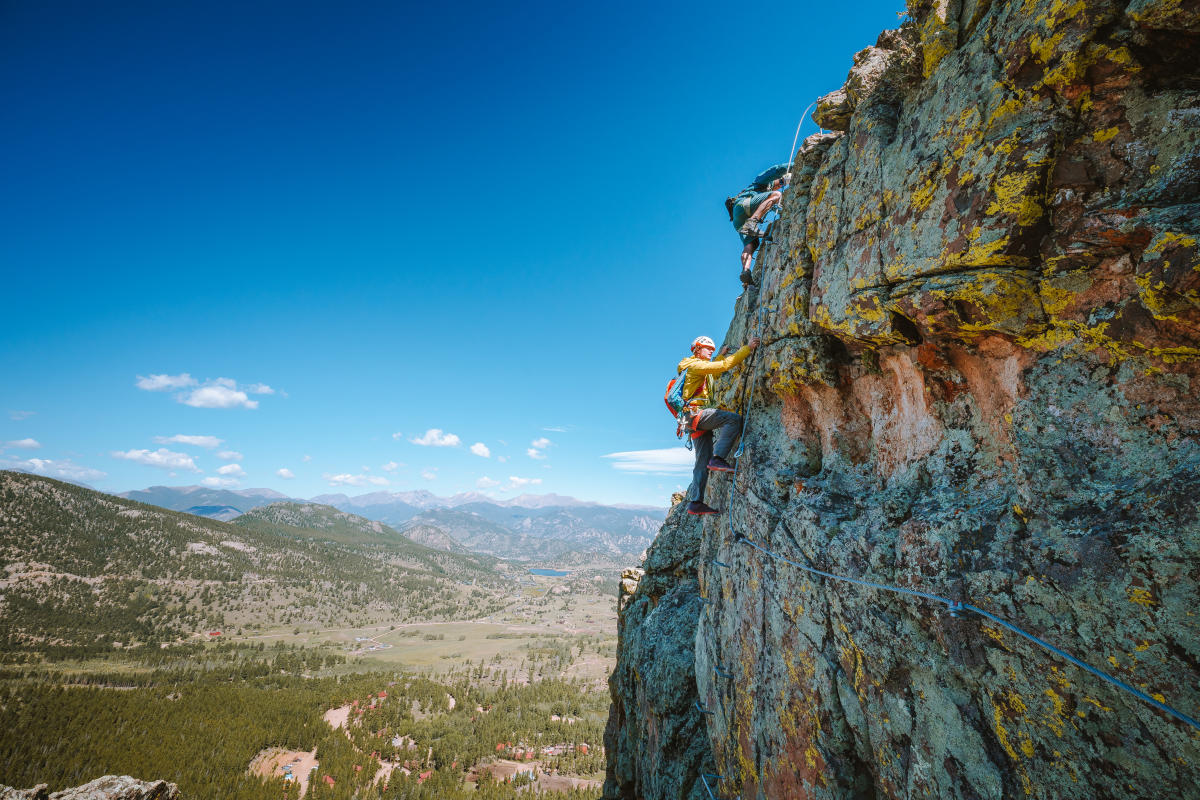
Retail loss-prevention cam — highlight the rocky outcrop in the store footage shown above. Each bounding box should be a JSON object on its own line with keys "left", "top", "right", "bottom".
{"left": 607, "top": 0, "right": 1200, "bottom": 798}
{"left": 0, "top": 777, "right": 179, "bottom": 800}
{"left": 604, "top": 505, "right": 716, "bottom": 799}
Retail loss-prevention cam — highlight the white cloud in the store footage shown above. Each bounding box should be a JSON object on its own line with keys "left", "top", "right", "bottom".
{"left": 527, "top": 437, "right": 552, "bottom": 459}
{"left": 154, "top": 434, "right": 223, "bottom": 448}
{"left": 5, "top": 438, "right": 41, "bottom": 449}
{"left": 476, "top": 476, "right": 501, "bottom": 488}
{"left": 410, "top": 429, "right": 461, "bottom": 447}
{"left": 2, "top": 456, "right": 106, "bottom": 483}
{"left": 136, "top": 373, "right": 197, "bottom": 391}
{"left": 201, "top": 476, "right": 239, "bottom": 488}
{"left": 381, "top": 461, "right": 401, "bottom": 472}
{"left": 138, "top": 374, "right": 271, "bottom": 410}
{"left": 111, "top": 448, "right": 201, "bottom": 472}
{"left": 277, "top": 468, "right": 295, "bottom": 479}
{"left": 506, "top": 476, "right": 543, "bottom": 489}
{"left": 181, "top": 383, "right": 258, "bottom": 410}
{"left": 470, "top": 442, "right": 490, "bottom": 458}
{"left": 543, "top": 426, "right": 568, "bottom": 432}
{"left": 391, "top": 432, "right": 404, "bottom": 441}
{"left": 497, "top": 455, "right": 508, "bottom": 463}
{"left": 9, "top": 410, "right": 35, "bottom": 421}
{"left": 421, "top": 468, "right": 438, "bottom": 481}
{"left": 216, "top": 463, "right": 245, "bottom": 476}
{"left": 302, "top": 454, "right": 312, "bottom": 462}
{"left": 603, "top": 448, "right": 694, "bottom": 475}
{"left": 217, "top": 450, "right": 243, "bottom": 461}
{"left": 325, "top": 473, "right": 389, "bottom": 487}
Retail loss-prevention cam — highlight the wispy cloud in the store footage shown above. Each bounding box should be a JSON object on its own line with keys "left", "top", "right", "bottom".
{"left": 506, "top": 476, "right": 543, "bottom": 489}
{"left": 302, "top": 454, "right": 312, "bottom": 462}
{"left": 542, "top": 426, "right": 568, "bottom": 433}
{"left": 201, "top": 476, "right": 239, "bottom": 488}
{"left": 154, "top": 434, "right": 223, "bottom": 448}
{"left": 527, "top": 437, "right": 552, "bottom": 460}
{"left": 603, "top": 448, "right": 693, "bottom": 475}
{"left": 476, "top": 476, "right": 501, "bottom": 488}
{"left": 391, "top": 432, "right": 404, "bottom": 441}
{"left": 136, "top": 373, "right": 196, "bottom": 391}
{"left": 136, "top": 374, "right": 270, "bottom": 410}
{"left": 217, "top": 450, "right": 243, "bottom": 461}
{"left": 1, "top": 456, "right": 105, "bottom": 483}
{"left": 470, "top": 442, "right": 490, "bottom": 458}
{"left": 325, "top": 472, "right": 389, "bottom": 487}
{"left": 410, "top": 429, "right": 461, "bottom": 447}
{"left": 216, "top": 463, "right": 245, "bottom": 477}
{"left": 9, "top": 410, "right": 35, "bottom": 421}
{"left": 277, "top": 468, "right": 295, "bottom": 479}
{"left": 381, "top": 461, "right": 402, "bottom": 472}
{"left": 111, "top": 448, "right": 201, "bottom": 472}
{"left": 421, "top": 468, "right": 438, "bottom": 481}
{"left": 5, "top": 438, "right": 41, "bottom": 450}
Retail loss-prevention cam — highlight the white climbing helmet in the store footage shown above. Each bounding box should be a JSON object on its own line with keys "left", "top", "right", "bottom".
{"left": 691, "top": 336, "right": 715, "bottom": 352}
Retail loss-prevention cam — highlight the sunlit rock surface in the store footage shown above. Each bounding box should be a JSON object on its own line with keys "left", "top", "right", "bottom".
{"left": 0, "top": 777, "right": 179, "bottom": 800}
{"left": 606, "top": 0, "right": 1199, "bottom": 797}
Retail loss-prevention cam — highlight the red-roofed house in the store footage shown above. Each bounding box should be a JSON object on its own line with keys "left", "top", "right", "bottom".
{"left": 323, "top": 775, "right": 335, "bottom": 786}
{"left": 418, "top": 770, "right": 433, "bottom": 784}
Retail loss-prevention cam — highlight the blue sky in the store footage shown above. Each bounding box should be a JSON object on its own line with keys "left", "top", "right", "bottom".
{"left": 1, "top": 0, "right": 903, "bottom": 506}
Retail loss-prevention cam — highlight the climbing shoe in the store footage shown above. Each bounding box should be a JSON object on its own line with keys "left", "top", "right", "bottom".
{"left": 738, "top": 218, "right": 761, "bottom": 238}
{"left": 740, "top": 268, "right": 756, "bottom": 287}
{"left": 687, "top": 501, "right": 720, "bottom": 515}
{"left": 708, "top": 456, "right": 735, "bottom": 473}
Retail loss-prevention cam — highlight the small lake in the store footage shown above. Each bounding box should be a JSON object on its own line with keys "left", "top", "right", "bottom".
{"left": 529, "top": 568, "right": 570, "bottom": 577}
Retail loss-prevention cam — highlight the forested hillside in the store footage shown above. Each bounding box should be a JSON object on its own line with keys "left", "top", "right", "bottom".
{"left": 0, "top": 472, "right": 510, "bottom": 657}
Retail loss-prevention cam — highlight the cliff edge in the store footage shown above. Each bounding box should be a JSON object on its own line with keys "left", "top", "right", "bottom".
{"left": 606, "top": 0, "right": 1200, "bottom": 797}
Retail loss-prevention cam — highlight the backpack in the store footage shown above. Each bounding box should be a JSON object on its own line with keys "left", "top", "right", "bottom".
{"left": 724, "top": 196, "right": 736, "bottom": 221}
{"left": 664, "top": 370, "right": 707, "bottom": 445}
{"left": 664, "top": 369, "right": 693, "bottom": 419}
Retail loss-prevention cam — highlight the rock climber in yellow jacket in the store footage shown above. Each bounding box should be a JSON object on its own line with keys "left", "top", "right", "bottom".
{"left": 679, "top": 334, "right": 760, "bottom": 515}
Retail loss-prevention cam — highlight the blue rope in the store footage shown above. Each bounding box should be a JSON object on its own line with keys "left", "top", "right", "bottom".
{"left": 736, "top": 534, "right": 1200, "bottom": 731}
{"left": 700, "top": 773, "right": 726, "bottom": 800}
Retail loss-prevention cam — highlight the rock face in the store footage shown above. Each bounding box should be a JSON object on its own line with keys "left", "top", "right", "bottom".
{"left": 0, "top": 777, "right": 179, "bottom": 800}
{"left": 603, "top": 506, "right": 715, "bottom": 799}
{"left": 606, "top": 1, "right": 1200, "bottom": 798}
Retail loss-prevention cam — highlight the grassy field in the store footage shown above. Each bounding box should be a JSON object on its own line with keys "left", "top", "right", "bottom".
{"left": 210, "top": 572, "right": 619, "bottom": 684}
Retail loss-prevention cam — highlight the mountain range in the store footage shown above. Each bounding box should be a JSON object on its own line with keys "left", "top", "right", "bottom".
{"left": 117, "top": 485, "right": 667, "bottom": 561}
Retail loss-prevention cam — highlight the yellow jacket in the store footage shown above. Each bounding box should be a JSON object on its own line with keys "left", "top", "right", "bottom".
{"left": 676, "top": 345, "right": 753, "bottom": 411}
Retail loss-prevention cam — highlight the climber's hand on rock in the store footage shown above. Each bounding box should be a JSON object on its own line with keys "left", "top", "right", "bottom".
{"left": 748, "top": 337, "right": 761, "bottom": 350}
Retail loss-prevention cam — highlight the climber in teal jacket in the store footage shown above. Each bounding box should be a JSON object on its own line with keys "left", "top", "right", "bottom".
{"left": 728, "top": 163, "right": 791, "bottom": 286}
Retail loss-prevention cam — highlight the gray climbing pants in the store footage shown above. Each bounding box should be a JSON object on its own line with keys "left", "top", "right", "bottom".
{"left": 686, "top": 409, "right": 743, "bottom": 503}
